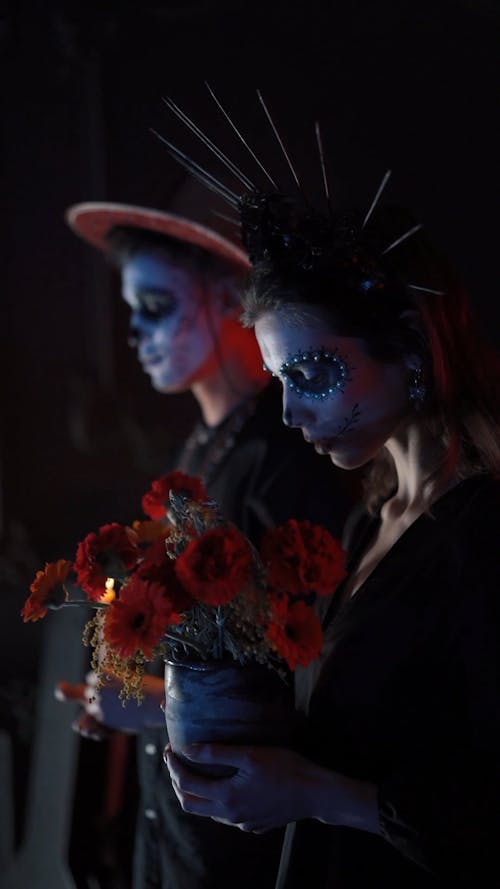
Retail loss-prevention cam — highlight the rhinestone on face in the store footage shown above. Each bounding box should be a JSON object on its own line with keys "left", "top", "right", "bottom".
{"left": 278, "top": 347, "right": 350, "bottom": 400}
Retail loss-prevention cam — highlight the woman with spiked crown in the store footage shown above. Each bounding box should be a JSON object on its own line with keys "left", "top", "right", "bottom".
{"left": 160, "top": 93, "right": 500, "bottom": 887}
{"left": 59, "top": 202, "right": 354, "bottom": 889}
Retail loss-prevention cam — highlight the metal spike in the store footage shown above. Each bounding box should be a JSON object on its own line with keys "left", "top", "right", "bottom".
{"left": 381, "top": 223, "right": 423, "bottom": 255}
{"left": 314, "top": 121, "right": 332, "bottom": 214}
{"left": 210, "top": 209, "right": 241, "bottom": 229}
{"left": 256, "top": 90, "right": 302, "bottom": 192}
{"left": 362, "top": 169, "right": 392, "bottom": 229}
{"left": 205, "top": 81, "right": 279, "bottom": 190}
{"left": 407, "top": 284, "right": 444, "bottom": 295}
{"left": 150, "top": 128, "right": 239, "bottom": 208}
{"left": 162, "top": 96, "right": 255, "bottom": 191}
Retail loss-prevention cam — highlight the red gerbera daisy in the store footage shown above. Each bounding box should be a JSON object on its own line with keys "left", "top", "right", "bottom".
{"left": 103, "top": 576, "right": 180, "bottom": 660}
{"left": 22, "top": 559, "right": 72, "bottom": 622}
{"left": 142, "top": 472, "right": 208, "bottom": 520}
{"left": 74, "top": 523, "right": 140, "bottom": 601}
{"left": 175, "top": 525, "right": 253, "bottom": 606}
{"left": 266, "top": 599, "right": 323, "bottom": 670}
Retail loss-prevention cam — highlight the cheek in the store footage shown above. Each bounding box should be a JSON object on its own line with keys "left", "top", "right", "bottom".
{"left": 154, "top": 309, "right": 213, "bottom": 354}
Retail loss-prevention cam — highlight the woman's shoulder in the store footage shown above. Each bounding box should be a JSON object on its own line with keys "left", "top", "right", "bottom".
{"left": 439, "top": 475, "right": 500, "bottom": 596}
{"left": 444, "top": 475, "right": 500, "bottom": 538}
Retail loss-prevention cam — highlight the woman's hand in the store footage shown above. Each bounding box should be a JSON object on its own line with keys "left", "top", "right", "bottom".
{"left": 164, "top": 743, "right": 382, "bottom": 836}
{"left": 164, "top": 743, "right": 331, "bottom": 832}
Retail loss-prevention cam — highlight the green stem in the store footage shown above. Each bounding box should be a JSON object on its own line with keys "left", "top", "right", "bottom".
{"left": 48, "top": 600, "right": 107, "bottom": 611}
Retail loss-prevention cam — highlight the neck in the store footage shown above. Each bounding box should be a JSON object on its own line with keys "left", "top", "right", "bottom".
{"left": 190, "top": 321, "right": 268, "bottom": 427}
{"left": 383, "top": 418, "right": 457, "bottom": 517}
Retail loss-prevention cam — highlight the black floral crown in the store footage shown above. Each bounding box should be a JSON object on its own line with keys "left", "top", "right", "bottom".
{"left": 152, "top": 87, "right": 442, "bottom": 299}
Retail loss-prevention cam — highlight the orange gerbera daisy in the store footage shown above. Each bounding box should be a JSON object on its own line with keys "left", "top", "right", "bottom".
{"left": 22, "top": 559, "right": 72, "bottom": 622}
{"left": 131, "top": 519, "right": 171, "bottom": 545}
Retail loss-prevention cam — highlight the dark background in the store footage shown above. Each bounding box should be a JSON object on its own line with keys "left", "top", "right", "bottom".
{"left": 1, "top": 0, "right": 498, "bottom": 884}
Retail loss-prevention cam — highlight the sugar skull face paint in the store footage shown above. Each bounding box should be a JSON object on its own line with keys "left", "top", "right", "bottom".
{"left": 255, "top": 309, "right": 410, "bottom": 470}
{"left": 122, "top": 250, "right": 222, "bottom": 393}
{"left": 275, "top": 347, "right": 351, "bottom": 400}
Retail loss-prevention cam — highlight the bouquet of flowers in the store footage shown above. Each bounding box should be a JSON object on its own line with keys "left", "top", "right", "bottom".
{"left": 22, "top": 471, "right": 347, "bottom": 700}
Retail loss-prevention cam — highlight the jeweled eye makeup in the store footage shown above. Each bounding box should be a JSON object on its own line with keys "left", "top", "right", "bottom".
{"left": 264, "top": 347, "right": 352, "bottom": 399}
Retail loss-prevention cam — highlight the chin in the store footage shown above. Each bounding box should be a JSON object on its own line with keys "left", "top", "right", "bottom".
{"left": 149, "top": 375, "right": 190, "bottom": 394}
{"left": 326, "top": 444, "right": 378, "bottom": 471}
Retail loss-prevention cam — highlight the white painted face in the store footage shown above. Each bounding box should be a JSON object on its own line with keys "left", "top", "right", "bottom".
{"left": 121, "top": 250, "right": 222, "bottom": 393}
{"left": 255, "top": 309, "right": 410, "bottom": 470}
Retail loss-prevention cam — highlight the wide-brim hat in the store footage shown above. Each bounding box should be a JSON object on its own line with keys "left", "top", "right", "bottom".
{"left": 65, "top": 201, "right": 250, "bottom": 271}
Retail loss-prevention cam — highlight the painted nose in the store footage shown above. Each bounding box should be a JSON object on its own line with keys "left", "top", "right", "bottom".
{"left": 282, "top": 388, "right": 314, "bottom": 429}
{"left": 129, "top": 311, "right": 155, "bottom": 342}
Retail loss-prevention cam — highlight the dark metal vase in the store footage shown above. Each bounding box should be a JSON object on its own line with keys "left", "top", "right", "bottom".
{"left": 164, "top": 658, "right": 295, "bottom": 777}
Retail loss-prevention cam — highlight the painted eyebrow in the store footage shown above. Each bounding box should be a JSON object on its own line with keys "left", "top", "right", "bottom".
{"left": 135, "top": 287, "right": 176, "bottom": 300}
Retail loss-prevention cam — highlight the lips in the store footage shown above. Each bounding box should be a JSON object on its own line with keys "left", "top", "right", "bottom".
{"left": 306, "top": 436, "right": 339, "bottom": 454}
{"left": 140, "top": 353, "right": 165, "bottom": 368}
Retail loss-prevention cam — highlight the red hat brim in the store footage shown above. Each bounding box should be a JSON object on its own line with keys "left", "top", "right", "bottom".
{"left": 65, "top": 202, "right": 250, "bottom": 271}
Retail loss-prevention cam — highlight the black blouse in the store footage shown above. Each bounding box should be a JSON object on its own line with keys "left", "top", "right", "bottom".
{"left": 276, "top": 475, "right": 500, "bottom": 888}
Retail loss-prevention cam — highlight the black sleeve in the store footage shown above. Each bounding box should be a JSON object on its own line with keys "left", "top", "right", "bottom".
{"left": 377, "top": 548, "right": 500, "bottom": 882}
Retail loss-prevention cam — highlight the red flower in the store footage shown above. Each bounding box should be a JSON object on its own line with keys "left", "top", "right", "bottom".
{"left": 22, "top": 560, "right": 72, "bottom": 622}
{"left": 142, "top": 472, "right": 208, "bottom": 520}
{"left": 175, "top": 525, "right": 253, "bottom": 606}
{"left": 103, "top": 576, "right": 180, "bottom": 660}
{"left": 266, "top": 600, "right": 323, "bottom": 670}
{"left": 261, "top": 520, "right": 346, "bottom": 597}
{"left": 137, "top": 538, "right": 193, "bottom": 612}
{"left": 74, "top": 523, "right": 140, "bottom": 601}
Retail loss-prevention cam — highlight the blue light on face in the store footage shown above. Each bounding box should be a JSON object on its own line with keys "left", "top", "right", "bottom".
{"left": 278, "top": 348, "right": 350, "bottom": 399}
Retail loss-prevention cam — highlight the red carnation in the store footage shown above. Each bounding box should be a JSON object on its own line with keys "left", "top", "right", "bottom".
{"left": 103, "top": 576, "right": 180, "bottom": 660}
{"left": 174, "top": 525, "right": 253, "bottom": 606}
{"left": 22, "top": 559, "right": 72, "bottom": 622}
{"left": 261, "top": 519, "right": 346, "bottom": 597}
{"left": 142, "top": 472, "right": 208, "bottom": 520}
{"left": 266, "top": 600, "right": 323, "bottom": 670}
{"left": 74, "top": 523, "right": 140, "bottom": 602}
{"left": 137, "top": 538, "right": 193, "bottom": 612}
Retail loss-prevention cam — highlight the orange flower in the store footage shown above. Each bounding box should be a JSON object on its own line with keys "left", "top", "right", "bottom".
{"left": 22, "top": 560, "right": 72, "bottom": 622}
{"left": 266, "top": 600, "right": 323, "bottom": 670}
{"left": 132, "top": 520, "right": 171, "bottom": 545}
